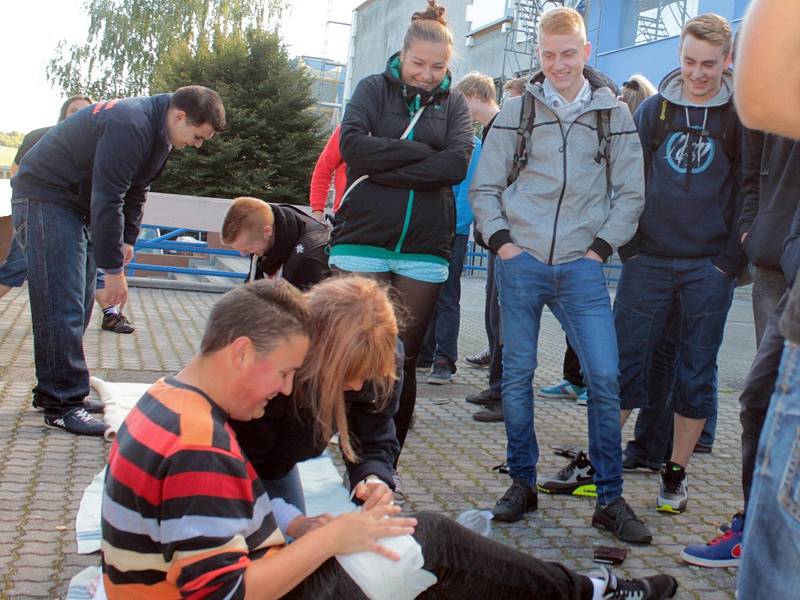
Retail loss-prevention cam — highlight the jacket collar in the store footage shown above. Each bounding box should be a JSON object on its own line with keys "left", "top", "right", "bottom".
{"left": 527, "top": 65, "right": 621, "bottom": 112}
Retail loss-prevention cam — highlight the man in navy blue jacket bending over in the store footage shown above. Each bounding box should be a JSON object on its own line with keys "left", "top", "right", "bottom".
{"left": 11, "top": 85, "right": 226, "bottom": 436}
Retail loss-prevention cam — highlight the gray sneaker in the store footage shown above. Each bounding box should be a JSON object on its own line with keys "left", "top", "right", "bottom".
{"left": 427, "top": 359, "right": 454, "bottom": 385}
{"left": 657, "top": 462, "right": 688, "bottom": 514}
{"left": 592, "top": 497, "right": 653, "bottom": 545}
{"left": 473, "top": 398, "right": 503, "bottom": 422}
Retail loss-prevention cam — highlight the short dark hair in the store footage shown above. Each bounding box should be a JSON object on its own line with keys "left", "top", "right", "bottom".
{"left": 170, "top": 85, "right": 227, "bottom": 132}
{"left": 59, "top": 95, "right": 93, "bottom": 122}
{"left": 200, "top": 279, "right": 309, "bottom": 356}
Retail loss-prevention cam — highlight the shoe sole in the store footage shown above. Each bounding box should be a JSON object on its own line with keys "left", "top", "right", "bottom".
{"left": 465, "top": 362, "right": 490, "bottom": 368}
{"left": 679, "top": 549, "right": 740, "bottom": 568}
{"left": 43, "top": 420, "right": 107, "bottom": 437}
{"left": 657, "top": 500, "right": 687, "bottom": 514}
{"left": 537, "top": 482, "right": 597, "bottom": 497}
{"left": 492, "top": 503, "right": 537, "bottom": 523}
{"left": 427, "top": 376, "right": 453, "bottom": 385}
{"left": 591, "top": 516, "right": 653, "bottom": 545}
{"left": 623, "top": 464, "right": 662, "bottom": 473}
{"left": 473, "top": 415, "right": 504, "bottom": 422}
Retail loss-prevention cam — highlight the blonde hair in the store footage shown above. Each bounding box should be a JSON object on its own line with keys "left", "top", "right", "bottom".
{"left": 403, "top": 0, "right": 453, "bottom": 51}
{"left": 503, "top": 77, "right": 527, "bottom": 98}
{"left": 620, "top": 74, "right": 657, "bottom": 115}
{"left": 295, "top": 276, "right": 399, "bottom": 462}
{"left": 681, "top": 13, "right": 733, "bottom": 57}
{"left": 221, "top": 197, "right": 274, "bottom": 245}
{"left": 538, "top": 7, "right": 587, "bottom": 44}
{"left": 456, "top": 72, "right": 497, "bottom": 104}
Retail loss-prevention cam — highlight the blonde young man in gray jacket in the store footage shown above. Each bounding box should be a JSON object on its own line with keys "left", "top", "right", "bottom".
{"left": 469, "top": 8, "right": 650, "bottom": 544}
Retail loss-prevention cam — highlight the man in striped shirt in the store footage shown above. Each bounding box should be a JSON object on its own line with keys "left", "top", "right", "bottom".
{"left": 102, "top": 280, "right": 313, "bottom": 597}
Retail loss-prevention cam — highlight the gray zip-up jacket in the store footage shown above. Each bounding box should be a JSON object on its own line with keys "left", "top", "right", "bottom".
{"left": 469, "top": 70, "right": 645, "bottom": 264}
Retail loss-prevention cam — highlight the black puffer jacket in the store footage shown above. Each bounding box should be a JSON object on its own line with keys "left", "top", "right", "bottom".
{"left": 229, "top": 340, "right": 404, "bottom": 492}
{"left": 332, "top": 52, "right": 474, "bottom": 261}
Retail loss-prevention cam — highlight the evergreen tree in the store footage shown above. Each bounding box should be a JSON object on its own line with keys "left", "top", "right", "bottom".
{"left": 151, "top": 29, "right": 324, "bottom": 203}
{"left": 47, "top": 0, "right": 284, "bottom": 99}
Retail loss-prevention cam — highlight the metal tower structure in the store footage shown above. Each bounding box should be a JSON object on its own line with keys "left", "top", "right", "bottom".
{"left": 635, "top": 0, "right": 692, "bottom": 44}
{"left": 500, "top": 0, "right": 587, "bottom": 87}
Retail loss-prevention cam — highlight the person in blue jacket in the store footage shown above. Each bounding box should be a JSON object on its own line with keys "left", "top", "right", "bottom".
{"left": 10, "top": 85, "right": 226, "bottom": 436}
{"left": 421, "top": 72, "right": 492, "bottom": 385}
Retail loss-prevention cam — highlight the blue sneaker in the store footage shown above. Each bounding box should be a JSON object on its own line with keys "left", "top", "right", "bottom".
{"left": 537, "top": 379, "right": 585, "bottom": 400}
{"left": 576, "top": 389, "right": 589, "bottom": 406}
{"left": 679, "top": 513, "right": 743, "bottom": 568}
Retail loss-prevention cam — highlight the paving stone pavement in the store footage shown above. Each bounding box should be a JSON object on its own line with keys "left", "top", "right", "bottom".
{"left": 0, "top": 277, "right": 756, "bottom": 599}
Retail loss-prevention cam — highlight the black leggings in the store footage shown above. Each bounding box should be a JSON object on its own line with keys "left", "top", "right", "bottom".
{"left": 334, "top": 269, "right": 441, "bottom": 461}
{"left": 283, "top": 512, "right": 593, "bottom": 600}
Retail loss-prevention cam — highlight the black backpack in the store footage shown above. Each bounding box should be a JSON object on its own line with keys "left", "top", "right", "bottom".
{"left": 648, "top": 94, "right": 740, "bottom": 167}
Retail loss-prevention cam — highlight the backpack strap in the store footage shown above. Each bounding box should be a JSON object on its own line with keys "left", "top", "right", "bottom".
{"left": 717, "top": 102, "right": 740, "bottom": 164}
{"left": 650, "top": 96, "right": 672, "bottom": 154}
{"left": 507, "top": 92, "right": 536, "bottom": 186}
{"left": 595, "top": 109, "right": 612, "bottom": 194}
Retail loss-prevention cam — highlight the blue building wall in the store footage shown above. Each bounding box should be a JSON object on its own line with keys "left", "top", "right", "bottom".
{"left": 586, "top": 0, "right": 749, "bottom": 89}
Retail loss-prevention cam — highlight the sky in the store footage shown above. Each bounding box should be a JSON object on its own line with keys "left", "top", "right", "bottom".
{"left": 0, "top": 0, "right": 360, "bottom": 134}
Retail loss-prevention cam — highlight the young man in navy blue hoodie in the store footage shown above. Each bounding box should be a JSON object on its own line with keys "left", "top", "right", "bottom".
{"left": 612, "top": 15, "right": 747, "bottom": 513}
{"left": 10, "top": 85, "right": 226, "bottom": 436}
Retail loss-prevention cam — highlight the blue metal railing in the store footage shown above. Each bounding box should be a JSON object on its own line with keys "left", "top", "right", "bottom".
{"left": 126, "top": 224, "right": 247, "bottom": 280}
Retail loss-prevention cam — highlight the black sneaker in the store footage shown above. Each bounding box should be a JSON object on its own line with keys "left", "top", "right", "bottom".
{"left": 622, "top": 455, "right": 662, "bottom": 473}
{"left": 466, "top": 388, "right": 498, "bottom": 406}
{"left": 492, "top": 478, "right": 537, "bottom": 522}
{"left": 465, "top": 347, "right": 491, "bottom": 368}
{"left": 590, "top": 565, "right": 678, "bottom": 599}
{"left": 473, "top": 398, "right": 503, "bottom": 422}
{"left": 427, "top": 359, "right": 455, "bottom": 385}
{"left": 538, "top": 450, "right": 597, "bottom": 497}
{"left": 44, "top": 407, "right": 108, "bottom": 437}
{"left": 592, "top": 497, "right": 653, "bottom": 545}
{"left": 102, "top": 312, "right": 135, "bottom": 334}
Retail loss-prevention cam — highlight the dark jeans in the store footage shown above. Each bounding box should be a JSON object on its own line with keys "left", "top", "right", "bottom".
{"left": 563, "top": 339, "right": 584, "bottom": 388}
{"left": 11, "top": 198, "right": 96, "bottom": 415}
{"left": 740, "top": 293, "right": 787, "bottom": 509}
{"left": 498, "top": 253, "right": 623, "bottom": 504}
{"left": 752, "top": 267, "right": 787, "bottom": 347}
{"left": 616, "top": 255, "right": 734, "bottom": 418}
{"left": 283, "top": 512, "right": 593, "bottom": 599}
{"left": 421, "top": 234, "right": 469, "bottom": 367}
{"left": 486, "top": 251, "right": 503, "bottom": 398}
{"left": 263, "top": 465, "right": 306, "bottom": 514}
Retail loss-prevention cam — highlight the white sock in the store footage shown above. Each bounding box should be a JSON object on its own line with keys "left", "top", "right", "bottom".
{"left": 103, "top": 305, "right": 120, "bottom": 316}
{"left": 590, "top": 577, "right": 606, "bottom": 600}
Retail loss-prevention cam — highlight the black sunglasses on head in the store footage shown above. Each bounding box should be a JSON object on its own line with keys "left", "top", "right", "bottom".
{"left": 622, "top": 80, "right": 640, "bottom": 91}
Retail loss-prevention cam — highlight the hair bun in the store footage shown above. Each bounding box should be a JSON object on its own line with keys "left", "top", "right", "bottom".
{"left": 412, "top": 0, "right": 447, "bottom": 26}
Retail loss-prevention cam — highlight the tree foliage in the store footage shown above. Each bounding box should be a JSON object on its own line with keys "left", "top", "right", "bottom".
{"left": 0, "top": 132, "right": 25, "bottom": 148}
{"left": 47, "top": 0, "right": 285, "bottom": 99}
{"left": 151, "top": 29, "right": 324, "bottom": 203}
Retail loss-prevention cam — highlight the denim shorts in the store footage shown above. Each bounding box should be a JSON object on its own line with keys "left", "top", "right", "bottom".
{"left": 329, "top": 254, "right": 448, "bottom": 284}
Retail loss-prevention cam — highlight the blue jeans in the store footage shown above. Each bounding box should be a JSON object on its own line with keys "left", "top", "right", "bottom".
{"left": 263, "top": 465, "right": 307, "bottom": 514}
{"left": 738, "top": 342, "right": 800, "bottom": 598}
{"left": 497, "top": 252, "right": 623, "bottom": 504}
{"left": 11, "top": 198, "right": 97, "bottom": 414}
{"left": 421, "top": 234, "right": 468, "bottom": 366}
{"left": 616, "top": 255, "right": 734, "bottom": 419}
{"left": 0, "top": 230, "right": 106, "bottom": 289}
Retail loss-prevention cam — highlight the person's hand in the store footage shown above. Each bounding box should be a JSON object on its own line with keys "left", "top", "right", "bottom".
{"left": 121, "top": 243, "right": 135, "bottom": 266}
{"left": 325, "top": 504, "right": 417, "bottom": 561}
{"left": 103, "top": 272, "right": 128, "bottom": 307}
{"left": 286, "top": 514, "right": 334, "bottom": 539}
{"left": 584, "top": 250, "right": 603, "bottom": 262}
{"left": 353, "top": 479, "right": 393, "bottom": 511}
{"left": 497, "top": 243, "right": 523, "bottom": 260}
{"left": 312, "top": 210, "right": 325, "bottom": 223}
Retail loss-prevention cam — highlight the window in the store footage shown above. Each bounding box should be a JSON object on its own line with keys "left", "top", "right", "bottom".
{"left": 621, "top": 0, "right": 699, "bottom": 47}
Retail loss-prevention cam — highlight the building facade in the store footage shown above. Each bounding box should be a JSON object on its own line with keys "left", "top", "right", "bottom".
{"left": 345, "top": 0, "right": 749, "bottom": 106}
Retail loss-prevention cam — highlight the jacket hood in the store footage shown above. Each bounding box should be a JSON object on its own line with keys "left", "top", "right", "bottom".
{"left": 383, "top": 51, "right": 452, "bottom": 105}
{"left": 527, "top": 65, "right": 621, "bottom": 112}
{"left": 659, "top": 67, "right": 734, "bottom": 107}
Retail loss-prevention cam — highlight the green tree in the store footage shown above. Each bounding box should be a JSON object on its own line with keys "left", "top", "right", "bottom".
{"left": 150, "top": 29, "right": 324, "bottom": 203}
{"left": 47, "top": 0, "right": 285, "bottom": 98}
{"left": 0, "top": 132, "right": 25, "bottom": 148}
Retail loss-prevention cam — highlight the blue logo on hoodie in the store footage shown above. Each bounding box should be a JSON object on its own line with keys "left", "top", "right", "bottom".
{"left": 665, "top": 126, "right": 715, "bottom": 174}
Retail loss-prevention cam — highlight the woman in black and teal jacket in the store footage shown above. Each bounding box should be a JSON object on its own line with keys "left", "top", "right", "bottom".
{"left": 330, "top": 0, "right": 474, "bottom": 472}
